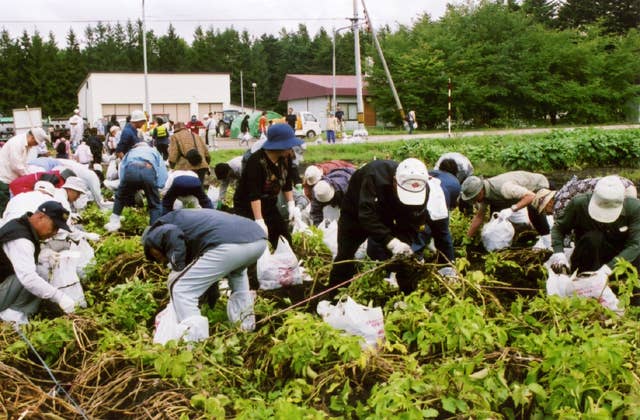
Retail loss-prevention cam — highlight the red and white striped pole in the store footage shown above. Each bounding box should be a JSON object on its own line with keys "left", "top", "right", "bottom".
{"left": 447, "top": 77, "right": 452, "bottom": 138}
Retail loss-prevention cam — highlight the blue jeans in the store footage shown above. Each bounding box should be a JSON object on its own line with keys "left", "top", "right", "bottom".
{"left": 326, "top": 130, "right": 336, "bottom": 143}
{"left": 114, "top": 162, "right": 161, "bottom": 224}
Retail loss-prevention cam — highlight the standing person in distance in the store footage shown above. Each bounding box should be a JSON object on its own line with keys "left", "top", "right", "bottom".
{"left": 285, "top": 108, "right": 297, "bottom": 131}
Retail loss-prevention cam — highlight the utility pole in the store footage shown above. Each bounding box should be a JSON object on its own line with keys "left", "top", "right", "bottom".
{"left": 240, "top": 70, "right": 244, "bottom": 113}
{"left": 448, "top": 78, "right": 452, "bottom": 137}
{"left": 361, "top": 0, "right": 404, "bottom": 121}
{"left": 352, "top": 0, "right": 365, "bottom": 130}
{"left": 142, "top": 0, "right": 150, "bottom": 121}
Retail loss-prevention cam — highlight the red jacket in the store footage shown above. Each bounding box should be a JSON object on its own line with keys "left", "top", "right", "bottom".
{"left": 9, "top": 171, "right": 64, "bottom": 196}
{"left": 186, "top": 120, "right": 204, "bottom": 134}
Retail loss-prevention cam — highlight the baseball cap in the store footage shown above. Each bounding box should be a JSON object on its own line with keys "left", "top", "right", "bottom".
{"left": 62, "top": 176, "right": 88, "bottom": 194}
{"left": 461, "top": 176, "right": 483, "bottom": 202}
{"left": 588, "top": 176, "right": 625, "bottom": 223}
{"left": 36, "top": 200, "right": 71, "bottom": 231}
{"left": 313, "top": 180, "right": 335, "bottom": 203}
{"left": 30, "top": 127, "right": 50, "bottom": 145}
{"left": 304, "top": 165, "right": 323, "bottom": 186}
{"left": 395, "top": 158, "right": 429, "bottom": 206}
{"left": 532, "top": 188, "right": 556, "bottom": 213}
{"left": 130, "top": 110, "right": 146, "bottom": 122}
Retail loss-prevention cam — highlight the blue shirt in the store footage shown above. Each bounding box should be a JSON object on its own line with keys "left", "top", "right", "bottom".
{"left": 120, "top": 143, "right": 168, "bottom": 189}
{"left": 116, "top": 123, "right": 141, "bottom": 155}
{"left": 28, "top": 157, "right": 60, "bottom": 172}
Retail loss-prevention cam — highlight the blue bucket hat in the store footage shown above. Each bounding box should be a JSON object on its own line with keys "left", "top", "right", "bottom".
{"left": 262, "top": 123, "right": 303, "bottom": 150}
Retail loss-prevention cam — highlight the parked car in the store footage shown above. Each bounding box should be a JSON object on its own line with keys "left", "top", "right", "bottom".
{"left": 294, "top": 111, "right": 321, "bottom": 139}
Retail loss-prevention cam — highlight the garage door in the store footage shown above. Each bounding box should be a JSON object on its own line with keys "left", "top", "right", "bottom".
{"left": 151, "top": 104, "right": 190, "bottom": 124}
{"left": 101, "top": 104, "right": 143, "bottom": 120}
{"left": 197, "top": 103, "right": 223, "bottom": 116}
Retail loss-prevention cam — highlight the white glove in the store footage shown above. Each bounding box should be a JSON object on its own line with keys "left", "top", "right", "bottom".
{"left": 53, "top": 291, "right": 76, "bottom": 314}
{"left": 287, "top": 201, "right": 296, "bottom": 221}
{"left": 498, "top": 207, "right": 514, "bottom": 220}
{"left": 84, "top": 232, "right": 101, "bottom": 241}
{"left": 386, "top": 238, "right": 413, "bottom": 256}
{"left": 68, "top": 212, "right": 82, "bottom": 223}
{"left": 255, "top": 219, "right": 268, "bottom": 236}
{"left": 437, "top": 266, "right": 458, "bottom": 278}
{"left": 549, "top": 252, "right": 569, "bottom": 274}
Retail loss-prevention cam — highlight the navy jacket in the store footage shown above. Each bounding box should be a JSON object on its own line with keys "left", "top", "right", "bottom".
{"left": 142, "top": 209, "right": 266, "bottom": 271}
{"left": 341, "top": 160, "right": 427, "bottom": 246}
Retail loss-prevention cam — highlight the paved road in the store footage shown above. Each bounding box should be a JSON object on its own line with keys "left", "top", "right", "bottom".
{"left": 211, "top": 124, "right": 639, "bottom": 151}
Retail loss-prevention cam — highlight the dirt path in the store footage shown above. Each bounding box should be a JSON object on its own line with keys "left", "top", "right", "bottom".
{"left": 211, "top": 123, "right": 639, "bottom": 150}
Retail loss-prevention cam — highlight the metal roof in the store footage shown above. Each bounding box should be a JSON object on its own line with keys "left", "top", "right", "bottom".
{"left": 278, "top": 74, "right": 369, "bottom": 101}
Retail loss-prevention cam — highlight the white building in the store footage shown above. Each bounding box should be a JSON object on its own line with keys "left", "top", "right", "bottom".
{"left": 77, "top": 72, "right": 231, "bottom": 125}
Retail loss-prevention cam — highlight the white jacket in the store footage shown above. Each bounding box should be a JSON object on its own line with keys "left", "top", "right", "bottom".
{"left": 0, "top": 133, "right": 36, "bottom": 183}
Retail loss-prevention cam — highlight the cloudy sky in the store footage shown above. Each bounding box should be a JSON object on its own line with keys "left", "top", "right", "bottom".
{"left": 1, "top": 0, "right": 452, "bottom": 44}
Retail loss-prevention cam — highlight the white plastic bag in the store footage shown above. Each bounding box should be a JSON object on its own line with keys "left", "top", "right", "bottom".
{"left": 509, "top": 208, "right": 530, "bottom": 225}
{"left": 227, "top": 290, "right": 256, "bottom": 331}
{"left": 426, "top": 177, "right": 448, "bottom": 221}
{"left": 292, "top": 212, "right": 311, "bottom": 235}
{"left": 153, "top": 302, "right": 210, "bottom": 344}
{"left": 319, "top": 219, "right": 367, "bottom": 259}
{"left": 207, "top": 186, "right": 220, "bottom": 209}
{"left": 49, "top": 249, "right": 88, "bottom": 308}
{"left": 106, "top": 158, "right": 119, "bottom": 180}
{"left": 546, "top": 270, "right": 622, "bottom": 314}
{"left": 69, "top": 238, "right": 95, "bottom": 279}
{"left": 317, "top": 297, "right": 385, "bottom": 349}
{"left": 0, "top": 308, "right": 29, "bottom": 325}
{"left": 481, "top": 212, "right": 515, "bottom": 252}
{"left": 256, "top": 236, "right": 303, "bottom": 290}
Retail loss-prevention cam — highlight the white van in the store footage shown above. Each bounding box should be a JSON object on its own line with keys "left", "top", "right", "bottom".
{"left": 294, "top": 111, "right": 321, "bottom": 139}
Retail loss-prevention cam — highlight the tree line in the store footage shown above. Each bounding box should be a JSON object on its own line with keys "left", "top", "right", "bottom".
{"left": 0, "top": 0, "right": 637, "bottom": 128}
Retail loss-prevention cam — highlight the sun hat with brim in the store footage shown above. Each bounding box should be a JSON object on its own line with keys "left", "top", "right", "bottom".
{"left": 588, "top": 175, "right": 625, "bottom": 223}
{"left": 62, "top": 176, "right": 89, "bottom": 194}
{"left": 533, "top": 188, "right": 556, "bottom": 213}
{"left": 304, "top": 165, "right": 323, "bottom": 186}
{"left": 262, "top": 123, "right": 303, "bottom": 150}
{"left": 460, "top": 176, "right": 483, "bottom": 202}
{"left": 37, "top": 200, "right": 71, "bottom": 231}
{"left": 30, "top": 127, "right": 50, "bottom": 145}
{"left": 395, "top": 158, "right": 429, "bottom": 206}
{"left": 314, "top": 180, "right": 335, "bottom": 203}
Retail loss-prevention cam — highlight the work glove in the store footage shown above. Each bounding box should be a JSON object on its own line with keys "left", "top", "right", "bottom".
{"left": 437, "top": 266, "right": 458, "bottom": 278}
{"left": 53, "top": 291, "right": 76, "bottom": 314}
{"left": 386, "top": 238, "right": 413, "bottom": 256}
{"left": 83, "top": 232, "right": 101, "bottom": 241}
{"left": 498, "top": 207, "right": 514, "bottom": 220}
{"left": 549, "top": 252, "right": 569, "bottom": 274}
{"left": 255, "top": 219, "right": 269, "bottom": 236}
{"left": 287, "top": 201, "right": 296, "bottom": 222}
{"left": 68, "top": 212, "right": 82, "bottom": 224}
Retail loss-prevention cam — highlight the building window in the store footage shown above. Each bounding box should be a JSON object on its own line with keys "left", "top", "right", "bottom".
{"left": 338, "top": 103, "right": 358, "bottom": 121}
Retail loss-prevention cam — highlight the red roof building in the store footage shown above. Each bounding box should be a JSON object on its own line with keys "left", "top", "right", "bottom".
{"left": 278, "top": 74, "right": 376, "bottom": 127}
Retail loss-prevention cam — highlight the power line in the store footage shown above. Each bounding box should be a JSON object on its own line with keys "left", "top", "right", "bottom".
{"left": 0, "top": 17, "right": 345, "bottom": 24}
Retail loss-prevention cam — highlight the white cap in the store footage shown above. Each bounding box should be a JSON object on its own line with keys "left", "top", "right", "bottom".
{"left": 314, "top": 180, "right": 335, "bottom": 203}
{"left": 304, "top": 165, "right": 323, "bottom": 186}
{"left": 73, "top": 108, "right": 80, "bottom": 114}
{"left": 109, "top": 125, "right": 120, "bottom": 134}
{"left": 395, "top": 158, "right": 429, "bottom": 205}
{"left": 34, "top": 180, "right": 56, "bottom": 196}
{"left": 62, "top": 176, "right": 88, "bottom": 194}
{"left": 130, "top": 110, "right": 146, "bottom": 122}
{"left": 588, "top": 176, "right": 625, "bottom": 223}
{"left": 30, "top": 127, "right": 50, "bottom": 145}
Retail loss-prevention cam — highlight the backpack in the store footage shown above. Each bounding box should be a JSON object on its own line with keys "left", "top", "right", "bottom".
{"left": 177, "top": 133, "right": 203, "bottom": 166}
